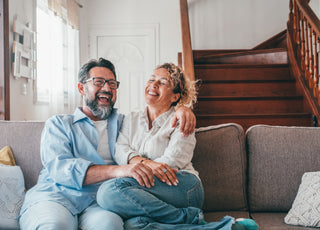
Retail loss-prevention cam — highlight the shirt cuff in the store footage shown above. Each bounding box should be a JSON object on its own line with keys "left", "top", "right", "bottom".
{"left": 127, "top": 152, "right": 141, "bottom": 163}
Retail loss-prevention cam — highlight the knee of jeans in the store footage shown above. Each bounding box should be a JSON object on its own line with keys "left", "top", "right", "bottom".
{"left": 81, "top": 212, "right": 123, "bottom": 230}
{"left": 97, "top": 179, "right": 119, "bottom": 209}
{"left": 97, "top": 177, "right": 136, "bottom": 209}
{"left": 20, "top": 215, "right": 76, "bottom": 230}
{"left": 19, "top": 202, "right": 77, "bottom": 230}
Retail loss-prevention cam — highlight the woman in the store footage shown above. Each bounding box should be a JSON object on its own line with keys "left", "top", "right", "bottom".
{"left": 97, "top": 63, "right": 258, "bottom": 230}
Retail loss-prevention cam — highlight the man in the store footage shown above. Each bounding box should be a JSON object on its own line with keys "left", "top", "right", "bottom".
{"left": 19, "top": 58, "right": 196, "bottom": 230}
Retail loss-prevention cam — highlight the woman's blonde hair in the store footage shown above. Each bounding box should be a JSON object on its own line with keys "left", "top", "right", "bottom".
{"left": 156, "top": 63, "right": 197, "bottom": 108}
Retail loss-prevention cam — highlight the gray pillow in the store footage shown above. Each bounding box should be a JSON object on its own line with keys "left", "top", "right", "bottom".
{"left": 0, "top": 165, "right": 25, "bottom": 230}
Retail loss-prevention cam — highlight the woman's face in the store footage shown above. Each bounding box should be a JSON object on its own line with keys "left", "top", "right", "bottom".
{"left": 144, "top": 68, "right": 180, "bottom": 110}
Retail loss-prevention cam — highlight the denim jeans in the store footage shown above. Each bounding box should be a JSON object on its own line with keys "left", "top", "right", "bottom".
{"left": 124, "top": 216, "right": 234, "bottom": 230}
{"left": 97, "top": 171, "right": 205, "bottom": 225}
{"left": 19, "top": 201, "right": 123, "bottom": 230}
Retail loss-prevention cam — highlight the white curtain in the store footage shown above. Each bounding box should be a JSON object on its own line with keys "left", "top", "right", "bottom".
{"left": 36, "top": 0, "right": 80, "bottom": 115}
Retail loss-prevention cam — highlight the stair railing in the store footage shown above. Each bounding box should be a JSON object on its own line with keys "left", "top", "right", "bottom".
{"left": 179, "top": 0, "right": 195, "bottom": 82}
{"left": 288, "top": 0, "right": 320, "bottom": 122}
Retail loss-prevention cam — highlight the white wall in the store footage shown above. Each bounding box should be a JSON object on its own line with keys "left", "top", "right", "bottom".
{"left": 79, "top": 0, "right": 181, "bottom": 66}
{"left": 8, "top": 0, "right": 49, "bottom": 121}
{"left": 310, "top": 0, "right": 320, "bottom": 18}
{"left": 8, "top": 0, "right": 305, "bottom": 120}
{"left": 9, "top": 0, "right": 80, "bottom": 121}
{"left": 80, "top": 0, "right": 292, "bottom": 62}
{"left": 189, "top": 0, "right": 289, "bottom": 49}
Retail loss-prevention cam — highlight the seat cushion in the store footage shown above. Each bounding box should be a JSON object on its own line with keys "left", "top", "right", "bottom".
{"left": 193, "top": 123, "right": 247, "bottom": 212}
{"left": 251, "top": 212, "right": 316, "bottom": 230}
{"left": 0, "top": 121, "right": 44, "bottom": 190}
{"left": 204, "top": 211, "right": 250, "bottom": 222}
{"left": 246, "top": 125, "right": 320, "bottom": 212}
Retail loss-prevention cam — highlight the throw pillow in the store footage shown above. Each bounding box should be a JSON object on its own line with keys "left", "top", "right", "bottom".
{"left": 0, "top": 145, "right": 16, "bottom": 165}
{"left": 0, "top": 165, "right": 25, "bottom": 229}
{"left": 284, "top": 171, "right": 320, "bottom": 227}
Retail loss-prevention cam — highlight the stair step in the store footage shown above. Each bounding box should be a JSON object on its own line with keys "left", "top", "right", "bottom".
{"left": 194, "top": 48, "right": 288, "bottom": 65}
{"left": 195, "top": 64, "right": 291, "bottom": 81}
{"left": 195, "top": 96, "right": 306, "bottom": 114}
{"left": 178, "top": 49, "right": 250, "bottom": 66}
{"left": 196, "top": 113, "right": 313, "bottom": 130}
{"left": 198, "top": 81, "right": 299, "bottom": 97}
{"left": 192, "top": 49, "right": 250, "bottom": 59}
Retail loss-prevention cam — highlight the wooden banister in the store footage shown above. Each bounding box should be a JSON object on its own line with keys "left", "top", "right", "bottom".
{"left": 288, "top": 0, "right": 320, "bottom": 123}
{"left": 179, "top": 0, "right": 195, "bottom": 81}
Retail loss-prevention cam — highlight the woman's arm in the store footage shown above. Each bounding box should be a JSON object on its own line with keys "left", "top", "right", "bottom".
{"left": 171, "top": 106, "right": 196, "bottom": 137}
{"left": 114, "top": 113, "right": 141, "bottom": 165}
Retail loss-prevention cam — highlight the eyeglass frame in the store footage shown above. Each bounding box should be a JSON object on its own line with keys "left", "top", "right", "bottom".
{"left": 85, "top": 77, "right": 120, "bottom": 89}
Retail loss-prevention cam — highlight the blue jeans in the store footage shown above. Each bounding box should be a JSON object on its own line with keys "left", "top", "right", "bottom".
{"left": 125, "top": 216, "right": 234, "bottom": 230}
{"left": 19, "top": 201, "right": 123, "bottom": 230}
{"left": 97, "top": 171, "right": 204, "bottom": 225}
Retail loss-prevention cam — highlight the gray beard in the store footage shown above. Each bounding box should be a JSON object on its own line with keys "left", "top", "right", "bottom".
{"left": 84, "top": 94, "right": 114, "bottom": 120}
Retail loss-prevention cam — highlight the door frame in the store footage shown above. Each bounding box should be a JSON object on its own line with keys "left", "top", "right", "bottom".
{"left": 0, "top": 0, "right": 9, "bottom": 120}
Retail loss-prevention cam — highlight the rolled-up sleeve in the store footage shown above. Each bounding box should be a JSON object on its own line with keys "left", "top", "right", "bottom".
{"left": 115, "top": 114, "right": 140, "bottom": 165}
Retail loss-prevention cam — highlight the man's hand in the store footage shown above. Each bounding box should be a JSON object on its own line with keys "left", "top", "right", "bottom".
{"left": 84, "top": 164, "right": 154, "bottom": 188}
{"left": 171, "top": 106, "right": 196, "bottom": 137}
{"left": 118, "top": 163, "right": 155, "bottom": 188}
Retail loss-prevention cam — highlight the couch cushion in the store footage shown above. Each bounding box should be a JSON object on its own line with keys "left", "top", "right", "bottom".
{"left": 0, "top": 165, "right": 25, "bottom": 229}
{"left": 0, "top": 145, "right": 16, "bottom": 165}
{"left": 0, "top": 121, "right": 44, "bottom": 190}
{"left": 247, "top": 125, "right": 320, "bottom": 212}
{"left": 251, "top": 212, "right": 315, "bottom": 230}
{"left": 204, "top": 211, "right": 250, "bottom": 222}
{"left": 193, "top": 123, "right": 247, "bottom": 212}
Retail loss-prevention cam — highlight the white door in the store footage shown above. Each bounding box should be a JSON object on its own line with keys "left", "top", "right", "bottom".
{"left": 89, "top": 24, "right": 159, "bottom": 115}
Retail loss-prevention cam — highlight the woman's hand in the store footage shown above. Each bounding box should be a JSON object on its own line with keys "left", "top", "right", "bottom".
{"left": 171, "top": 106, "right": 196, "bottom": 137}
{"left": 143, "top": 160, "right": 179, "bottom": 186}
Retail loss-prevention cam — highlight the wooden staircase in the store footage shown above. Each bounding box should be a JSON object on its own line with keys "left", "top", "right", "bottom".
{"left": 178, "top": 37, "right": 314, "bottom": 130}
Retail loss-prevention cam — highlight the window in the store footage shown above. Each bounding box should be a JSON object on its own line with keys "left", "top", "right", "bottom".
{"left": 36, "top": 0, "right": 79, "bottom": 114}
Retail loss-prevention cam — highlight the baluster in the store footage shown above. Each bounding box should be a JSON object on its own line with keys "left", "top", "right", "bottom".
{"left": 300, "top": 17, "right": 305, "bottom": 70}
{"left": 296, "top": 8, "right": 301, "bottom": 61}
{"left": 304, "top": 20, "right": 310, "bottom": 81}
{"left": 289, "top": 0, "right": 293, "bottom": 31}
{"left": 308, "top": 26, "right": 314, "bottom": 88}
{"left": 289, "top": 0, "right": 293, "bottom": 22}
{"left": 312, "top": 31, "right": 317, "bottom": 95}
{"left": 317, "top": 38, "right": 320, "bottom": 105}
{"left": 291, "top": 0, "right": 295, "bottom": 42}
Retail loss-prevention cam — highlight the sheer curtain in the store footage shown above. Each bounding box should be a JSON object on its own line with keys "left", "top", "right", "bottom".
{"left": 36, "top": 0, "right": 80, "bottom": 115}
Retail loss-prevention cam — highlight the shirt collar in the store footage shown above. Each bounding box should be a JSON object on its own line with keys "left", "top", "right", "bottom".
{"left": 143, "top": 107, "right": 175, "bottom": 129}
{"left": 73, "top": 107, "right": 118, "bottom": 125}
{"left": 73, "top": 107, "right": 90, "bottom": 124}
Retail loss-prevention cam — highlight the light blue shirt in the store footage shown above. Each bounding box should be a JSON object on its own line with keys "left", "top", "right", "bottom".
{"left": 20, "top": 108, "right": 124, "bottom": 216}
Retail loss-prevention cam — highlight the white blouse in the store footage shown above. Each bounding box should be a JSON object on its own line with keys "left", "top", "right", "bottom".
{"left": 115, "top": 107, "right": 199, "bottom": 177}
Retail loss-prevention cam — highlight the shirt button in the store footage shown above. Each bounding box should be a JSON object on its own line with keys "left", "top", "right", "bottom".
{"left": 92, "top": 195, "right": 96, "bottom": 199}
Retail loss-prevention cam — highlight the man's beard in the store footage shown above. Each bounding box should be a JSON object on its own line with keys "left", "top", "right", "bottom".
{"left": 84, "top": 91, "right": 114, "bottom": 120}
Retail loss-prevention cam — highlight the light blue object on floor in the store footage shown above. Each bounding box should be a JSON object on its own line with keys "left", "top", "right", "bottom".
{"left": 235, "top": 218, "right": 259, "bottom": 230}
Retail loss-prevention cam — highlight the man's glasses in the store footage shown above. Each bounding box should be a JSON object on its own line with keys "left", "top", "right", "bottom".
{"left": 85, "top": 77, "right": 120, "bottom": 89}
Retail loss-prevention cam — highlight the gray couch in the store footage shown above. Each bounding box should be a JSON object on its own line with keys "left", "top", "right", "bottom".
{"left": 1, "top": 121, "right": 319, "bottom": 229}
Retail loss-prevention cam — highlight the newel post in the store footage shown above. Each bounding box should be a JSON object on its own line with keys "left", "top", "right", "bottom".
{"left": 179, "top": 0, "right": 195, "bottom": 82}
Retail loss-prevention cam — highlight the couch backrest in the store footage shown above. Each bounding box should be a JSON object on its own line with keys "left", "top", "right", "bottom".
{"left": 0, "top": 121, "right": 44, "bottom": 190}
{"left": 193, "top": 123, "right": 248, "bottom": 212}
{"left": 246, "top": 125, "right": 320, "bottom": 212}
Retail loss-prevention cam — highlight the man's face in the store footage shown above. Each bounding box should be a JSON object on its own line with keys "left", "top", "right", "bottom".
{"left": 80, "top": 67, "right": 117, "bottom": 120}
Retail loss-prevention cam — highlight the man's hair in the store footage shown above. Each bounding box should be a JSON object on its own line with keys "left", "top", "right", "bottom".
{"left": 78, "top": 58, "right": 117, "bottom": 83}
